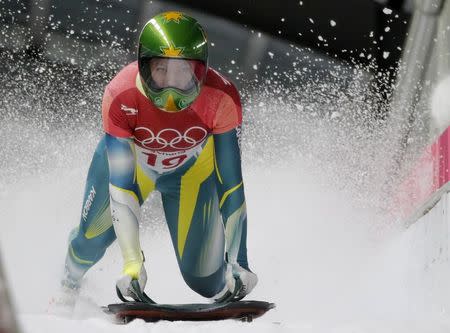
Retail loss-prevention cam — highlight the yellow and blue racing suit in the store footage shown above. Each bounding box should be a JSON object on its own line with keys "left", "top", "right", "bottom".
{"left": 63, "top": 63, "right": 251, "bottom": 298}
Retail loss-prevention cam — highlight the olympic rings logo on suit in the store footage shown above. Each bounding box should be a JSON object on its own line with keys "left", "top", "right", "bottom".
{"left": 134, "top": 126, "right": 208, "bottom": 150}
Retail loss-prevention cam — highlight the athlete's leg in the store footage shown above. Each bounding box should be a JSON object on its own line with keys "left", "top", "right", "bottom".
{"left": 63, "top": 136, "right": 116, "bottom": 288}
{"left": 64, "top": 136, "right": 157, "bottom": 289}
{"left": 158, "top": 138, "right": 227, "bottom": 298}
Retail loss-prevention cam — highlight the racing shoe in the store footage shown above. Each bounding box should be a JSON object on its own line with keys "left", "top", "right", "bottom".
{"left": 47, "top": 249, "right": 88, "bottom": 317}
{"left": 47, "top": 283, "right": 80, "bottom": 317}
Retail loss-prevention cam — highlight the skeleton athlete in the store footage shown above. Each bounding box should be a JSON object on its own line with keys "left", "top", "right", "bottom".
{"left": 62, "top": 11, "right": 258, "bottom": 302}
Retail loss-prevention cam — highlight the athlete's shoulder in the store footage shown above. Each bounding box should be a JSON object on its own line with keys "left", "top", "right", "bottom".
{"left": 204, "top": 68, "right": 241, "bottom": 107}
{"left": 106, "top": 61, "right": 139, "bottom": 98}
{"left": 102, "top": 62, "right": 139, "bottom": 138}
{"left": 201, "top": 68, "right": 242, "bottom": 134}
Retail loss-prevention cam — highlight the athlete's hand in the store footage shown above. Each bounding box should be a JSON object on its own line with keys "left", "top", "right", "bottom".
{"left": 116, "top": 263, "right": 147, "bottom": 301}
{"left": 225, "top": 263, "right": 258, "bottom": 299}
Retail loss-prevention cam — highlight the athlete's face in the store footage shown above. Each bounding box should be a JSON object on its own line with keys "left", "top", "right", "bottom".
{"left": 150, "top": 58, "right": 195, "bottom": 91}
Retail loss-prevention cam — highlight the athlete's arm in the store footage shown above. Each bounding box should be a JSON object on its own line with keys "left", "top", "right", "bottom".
{"left": 105, "top": 133, "right": 145, "bottom": 279}
{"left": 213, "top": 128, "right": 250, "bottom": 270}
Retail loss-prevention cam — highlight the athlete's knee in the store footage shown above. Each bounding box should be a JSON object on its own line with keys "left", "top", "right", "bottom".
{"left": 180, "top": 266, "right": 226, "bottom": 298}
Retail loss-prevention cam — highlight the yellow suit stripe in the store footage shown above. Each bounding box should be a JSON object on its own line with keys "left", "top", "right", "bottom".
{"left": 110, "top": 184, "right": 140, "bottom": 204}
{"left": 136, "top": 164, "right": 156, "bottom": 199}
{"left": 178, "top": 137, "right": 214, "bottom": 258}
{"left": 219, "top": 181, "right": 243, "bottom": 208}
{"left": 85, "top": 200, "right": 112, "bottom": 239}
{"left": 214, "top": 153, "right": 223, "bottom": 184}
{"left": 70, "top": 245, "right": 94, "bottom": 265}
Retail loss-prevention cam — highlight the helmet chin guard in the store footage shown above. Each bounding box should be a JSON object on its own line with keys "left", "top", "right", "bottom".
{"left": 138, "top": 12, "right": 208, "bottom": 112}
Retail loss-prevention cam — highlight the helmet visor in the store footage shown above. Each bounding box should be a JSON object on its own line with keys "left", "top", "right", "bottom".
{"left": 141, "top": 57, "right": 206, "bottom": 93}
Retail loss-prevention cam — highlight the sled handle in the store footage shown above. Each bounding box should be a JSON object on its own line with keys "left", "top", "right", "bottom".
{"left": 116, "top": 280, "right": 157, "bottom": 304}
{"left": 215, "top": 277, "right": 245, "bottom": 304}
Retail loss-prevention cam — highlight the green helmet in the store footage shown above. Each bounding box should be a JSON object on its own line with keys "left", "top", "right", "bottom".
{"left": 138, "top": 12, "right": 208, "bottom": 112}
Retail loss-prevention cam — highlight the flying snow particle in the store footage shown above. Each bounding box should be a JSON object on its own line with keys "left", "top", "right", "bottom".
{"left": 330, "top": 111, "right": 341, "bottom": 120}
{"left": 309, "top": 18, "right": 314, "bottom": 24}
{"left": 330, "top": 20, "right": 337, "bottom": 27}
{"left": 268, "top": 51, "right": 274, "bottom": 59}
{"left": 383, "top": 8, "right": 393, "bottom": 14}
{"left": 231, "top": 60, "right": 236, "bottom": 64}
{"left": 281, "top": 18, "right": 285, "bottom": 22}
{"left": 69, "top": 30, "right": 74, "bottom": 34}
{"left": 383, "top": 51, "right": 390, "bottom": 59}
{"left": 385, "top": 26, "right": 391, "bottom": 32}
{"left": 318, "top": 35, "right": 324, "bottom": 41}
{"left": 253, "top": 64, "right": 258, "bottom": 70}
